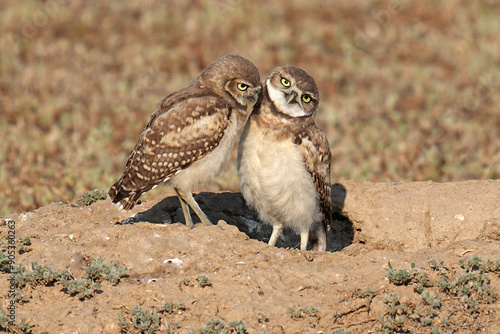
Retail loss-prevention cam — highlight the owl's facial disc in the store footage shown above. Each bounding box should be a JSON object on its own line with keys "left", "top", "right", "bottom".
{"left": 267, "top": 79, "right": 309, "bottom": 117}
{"left": 227, "top": 80, "right": 261, "bottom": 107}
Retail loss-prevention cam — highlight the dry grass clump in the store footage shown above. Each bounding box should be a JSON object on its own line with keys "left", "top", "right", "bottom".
{"left": 1, "top": 0, "right": 499, "bottom": 216}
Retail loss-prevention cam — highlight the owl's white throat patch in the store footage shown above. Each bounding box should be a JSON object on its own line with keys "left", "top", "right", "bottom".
{"left": 266, "top": 79, "right": 309, "bottom": 117}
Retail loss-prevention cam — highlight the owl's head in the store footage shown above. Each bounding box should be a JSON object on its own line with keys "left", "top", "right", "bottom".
{"left": 266, "top": 65, "right": 319, "bottom": 118}
{"left": 200, "top": 55, "right": 261, "bottom": 107}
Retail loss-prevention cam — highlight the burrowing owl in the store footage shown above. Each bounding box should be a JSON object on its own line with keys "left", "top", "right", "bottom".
{"left": 237, "top": 65, "right": 332, "bottom": 251}
{"left": 109, "top": 55, "right": 261, "bottom": 227}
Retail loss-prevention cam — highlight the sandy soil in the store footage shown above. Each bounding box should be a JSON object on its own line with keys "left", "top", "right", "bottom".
{"left": 1, "top": 180, "right": 499, "bottom": 333}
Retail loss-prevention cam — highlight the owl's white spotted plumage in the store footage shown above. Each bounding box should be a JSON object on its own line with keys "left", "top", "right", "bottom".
{"left": 109, "top": 55, "right": 261, "bottom": 227}
{"left": 237, "top": 65, "right": 332, "bottom": 251}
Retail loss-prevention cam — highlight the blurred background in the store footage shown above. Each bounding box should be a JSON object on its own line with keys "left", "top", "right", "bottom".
{"left": 1, "top": 0, "right": 499, "bottom": 217}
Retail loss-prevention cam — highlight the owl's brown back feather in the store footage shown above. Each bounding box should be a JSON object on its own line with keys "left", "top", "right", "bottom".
{"left": 109, "top": 90, "right": 232, "bottom": 210}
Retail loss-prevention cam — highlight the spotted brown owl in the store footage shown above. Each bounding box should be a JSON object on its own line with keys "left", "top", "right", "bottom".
{"left": 109, "top": 55, "right": 261, "bottom": 227}
{"left": 237, "top": 65, "right": 332, "bottom": 251}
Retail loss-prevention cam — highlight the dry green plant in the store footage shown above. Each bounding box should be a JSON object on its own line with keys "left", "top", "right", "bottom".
{"left": 118, "top": 306, "right": 161, "bottom": 334}
{"left": 13, "top": 258, "right": 126, "bottom": 299}
{"left": 381, "top": 256, "right": 499, "bottom": 333}
{"left": 0, "top": 307, "right": 32, "bottom": 333}
{"left": 77, "top": 189, "right": 108, "bottom": 207}
{"left": 200, "top": 319, "right": 248, "bottom": 334}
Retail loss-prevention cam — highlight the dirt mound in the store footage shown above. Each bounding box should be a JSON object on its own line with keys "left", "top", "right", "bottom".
{"left": 1, "top": 180, "right": 499, "bottom": 333}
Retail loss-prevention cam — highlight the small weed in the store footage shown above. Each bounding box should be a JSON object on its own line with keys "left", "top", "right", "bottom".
{"left": 480, "top": 259, "right": 500, "bottom": 273}
{"left": 378, "top": 293, "right": 409, "bottom": 333}
{"left": 332, "top": 330, "right": 356, "bottom": 334}
{"left": 131, "top": 306, "right": 160, "bottom": 334}
{"left": 421, "top": 291, "right": 441, "bottom": 309}
{"left": 388, "top": 262, "right": 433, "bottom": 293}
{"left": 387, "top": 262, "right": 412, "bottom": 285}
{"left": 379, "top": 256, "right": 499, "bottom": 332}
{"left": 77, "top": 189, "right": 108, "bottom": 207}
{"left": 118, "top": 306, "right": 161, "bottom": 334}
{"left": 226, "top": 321, "right": 248, "bottom": 334}
{"left": 437, "top": 267, "right": 497, "bottom": 309}
{"left": 13, "top": 289, "right": 29, "bottom": 304}
{"left": 13, "top": 258, "right": 126, "bottom": 300}
{"left": 353, "top": 287, "right": 374, "bottom": 298}
{"left": 85, "top": 257, "right": 127, "bottom": 285}
{"left": 200, "top": 319, "right": 248, "bottom": 334}
{"left": 160, "top": 301, "right": 186, "bottom": 314}
{"left": 196, "top": 275, "right": 212, "bottom": 287}
{"left": 59, "top": 277, "right": 102, "bottom": 299}
{"left": 117, "top": 311, "right": 129, "bottom": 331}
{"left": 14, "top": 262, "right": 70, "bottom": 288}
{"left": 16, "top": 237, "right": 32, "bottom": 254}
{"left": 289, "top": 306, "right": 319, "bottom": 319}
{"left": 0, "top": 308, "right": 8, "bottom": 330}
{"left": 459, "top": 255, "right": 482, "bottom": 272}
{"left": 0, "top": 307, "right": 32, "bottom": 333}
{"left": 414, "top": 270, "right": 433, "bottom": 288}
{"left": 182, "top": 275, "right": 212, "bottom": 288}
{"left": 0, "top": 252, "right": 13, "bottom": 273}
{"left": 430, "top": 327, "right": 441, "bottom": 334}
{"left": 428, "top": 258, "right": 449, "bottom": 276}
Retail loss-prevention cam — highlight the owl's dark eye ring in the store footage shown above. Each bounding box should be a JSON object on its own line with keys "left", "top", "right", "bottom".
{"left": 281, "top": 77, "right": 291, "bottom": 87}
{"left": 237, "top": 83, "right": 248, "bottom": 91}
{"left": 302, "top": 94, "right": 311, "bottom": 103}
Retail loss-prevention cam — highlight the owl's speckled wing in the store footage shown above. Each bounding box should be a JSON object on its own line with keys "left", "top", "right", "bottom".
{"left": 109, "top": 89, "right": 232, "bottom": 210}
{"left": 294, "top": 125, "right": 332, "bottom": 229}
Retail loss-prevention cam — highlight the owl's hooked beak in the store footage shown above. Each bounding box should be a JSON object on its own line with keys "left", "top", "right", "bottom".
{"left": 250, "top": 85, "right": 262, "bottom": 103}
{"left": 286, "top": 91, "right": 298, "bottom": 104}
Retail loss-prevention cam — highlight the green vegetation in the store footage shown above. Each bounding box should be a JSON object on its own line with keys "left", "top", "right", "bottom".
{"left": 59, "top": 277, "right": 102, "bottom": 299}
{"left": 1, "top": 1, "right": 499, "bottom": 216}
{"left": 0, "top": 236, "right": 32, "bottom": 273}
{"left": 160, "top": 301, "right": 186, "bottom": 315}
{"left": 182, "top": 274, "right": 213, "bottom": 288}
{"left": 0, "top": 306, "right": 32, "bottom": 333}
{"left": 0, "top": 252, "right": 12, "bottom": 273}
{"left": 85, "top": 257, "right": 127, "bottom": 285}
{"left": 331, "top": 330, "right": 356, "bottom": 334}
{"left": 118, "top": 306, "right": 161, "bottom": 334}
{"left": 200, "top": 319, "right": 248, "bottom": 334}
{"left": 288, "top": 306, "right": 319, "bottom": 319}
{"left": 116, "top": 306, "right": 247, "bottom": 334}
{"left": 77, "top": 189, "right": 108, "bottom": 207}
{"left": 118, "top": 301, "right": 188, "bottom": 334}
{"left": 14, "top": 262, "right": 70, "bottom": 288}
{"left": 378, "top": 256, "right": 499, "bottom": 333}
{"left": 353, "top": 287, "right": 374, "bottom": 299}
{"left": 13, "top": 258, "right": 126, "bottom": 300}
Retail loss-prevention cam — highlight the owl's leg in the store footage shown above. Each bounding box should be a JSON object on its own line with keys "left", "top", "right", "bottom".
{"left": 299, "top": 230, "right": 309, "bottom": 251}
{"left": 175, "top": 188, "right": 213, "bottom": 226}
{"left": 175, "top": 190, "right": 193, "bottom": 228}
{"left": 309, "top": 225, "right": 327, "bottom": 251}
{"left": 268, "top": 222, "right": 284, "bottom": 247}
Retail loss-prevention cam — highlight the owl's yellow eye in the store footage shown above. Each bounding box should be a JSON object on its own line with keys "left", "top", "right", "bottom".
{"left": 237, "top": 83, "right": 248, "bottom": 91}
{"left": 302, "top": 94, "right": 311, "bottom": 103}
{"left": 281, "top": 78, "right": 291, "bottom": 87}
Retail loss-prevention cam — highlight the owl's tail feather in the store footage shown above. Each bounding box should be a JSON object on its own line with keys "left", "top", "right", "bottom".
{"left": 108, "top": 181, "right": 143, "bottom": 211}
